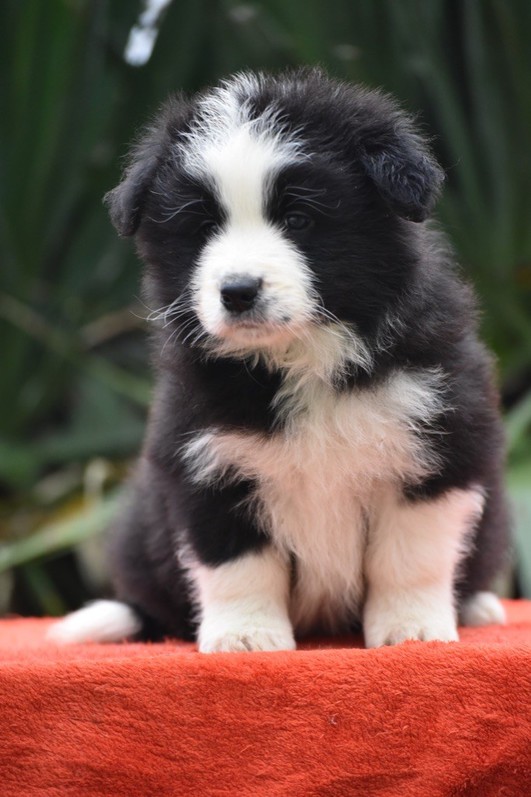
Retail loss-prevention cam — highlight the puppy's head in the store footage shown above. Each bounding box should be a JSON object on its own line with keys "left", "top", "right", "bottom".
{"left": 106, "top": 70, "right": 444, "bottom": 366}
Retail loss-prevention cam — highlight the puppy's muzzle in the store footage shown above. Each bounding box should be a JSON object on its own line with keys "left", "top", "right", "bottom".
{"left": 220, "top": 276, "right": 263, "bottom": 315}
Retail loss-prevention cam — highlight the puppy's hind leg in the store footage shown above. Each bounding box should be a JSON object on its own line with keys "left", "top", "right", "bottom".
{"left": 460, "top": 592, "right": 506, "bottom": 627}
{"left": 457, "top": 480, "right": 509, "bottom": 628}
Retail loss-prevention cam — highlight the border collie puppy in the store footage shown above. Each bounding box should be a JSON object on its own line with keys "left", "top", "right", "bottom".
{"left": 50, "top": 69, "right": 510, "bottom": 652}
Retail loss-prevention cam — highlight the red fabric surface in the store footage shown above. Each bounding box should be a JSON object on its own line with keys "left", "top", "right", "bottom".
{"left": 1, "top": 601, "right": 531, "bottom": 797}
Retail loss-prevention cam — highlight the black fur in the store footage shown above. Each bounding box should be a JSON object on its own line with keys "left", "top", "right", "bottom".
{"left": 104, "top": 69, "right": 509, "bottom": 641}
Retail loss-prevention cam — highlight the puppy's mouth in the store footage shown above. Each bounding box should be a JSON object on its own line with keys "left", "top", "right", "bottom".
{"left": 193, "top": 277, "right": 308, "bottom": 350}
{"left": 213, "top": 315, "right": 294, "bottom": 346}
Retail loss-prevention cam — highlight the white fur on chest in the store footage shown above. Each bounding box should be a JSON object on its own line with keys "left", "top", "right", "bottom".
{"left": 183, "top": 368, "right": 444, "bottom": 633}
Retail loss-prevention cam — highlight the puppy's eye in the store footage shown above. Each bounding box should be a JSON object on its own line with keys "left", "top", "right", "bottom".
{"left": 283, "top": 213, "right": 313, "bottom": 231}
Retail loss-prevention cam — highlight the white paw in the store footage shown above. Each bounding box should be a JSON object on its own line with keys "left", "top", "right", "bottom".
{"left": 364, "top": 597, "right": 459, "bottom": 648}
{"left": 198, "top": 617, "right": 296, "bottom": 653}
{"left": 460, "top": 591, "right": 506, "bottom": 627}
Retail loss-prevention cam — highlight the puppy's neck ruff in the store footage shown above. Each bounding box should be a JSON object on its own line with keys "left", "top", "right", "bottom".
{"left": 203, "top": 318, "right": 372, "bottom": 384}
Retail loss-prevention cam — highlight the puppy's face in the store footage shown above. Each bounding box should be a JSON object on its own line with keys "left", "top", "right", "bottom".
{"left": 180, "top": 119, "right": 316, "bottom": 350}
{"left": 106, "top": 71, "right": 443, "bottom": 363}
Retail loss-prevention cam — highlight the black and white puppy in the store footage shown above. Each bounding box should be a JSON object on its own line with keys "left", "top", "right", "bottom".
{"left": 50, "top": 69, "right": 510, "bottom": 652}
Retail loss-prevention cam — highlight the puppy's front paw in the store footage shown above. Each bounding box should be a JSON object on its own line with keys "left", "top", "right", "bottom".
{"left": 198, "top": 615, "right": 296, "bottom": 653}
{"left": 364, "top": 596, "right": 459, "bottom": 648}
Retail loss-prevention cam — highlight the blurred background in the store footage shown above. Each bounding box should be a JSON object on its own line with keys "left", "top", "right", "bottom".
{"left": 1, "top": 0, "right": 531, "bottom": 617}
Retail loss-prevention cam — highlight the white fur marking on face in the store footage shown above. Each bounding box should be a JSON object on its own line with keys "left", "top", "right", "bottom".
{"left": 190, "top": 121, "right": 317, "bottom": 349}
{"left": 193, "top": 548, "right": 295, "bottom": 653}
{"left": 182, "top": 367, "right": 447, "bottom": 634}
{"left": 47, "top": 600, "right": 141, "bottom": 645}
{"left": 193, "top": 220, "right": 315, "bottom": 346}
{"left": 363, "top": 486, "right": 485, "bottom": 647}
{"left": 179, "top": 73, "right": 304, "bottom": 185}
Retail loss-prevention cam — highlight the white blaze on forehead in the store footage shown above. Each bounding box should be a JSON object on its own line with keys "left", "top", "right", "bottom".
{"left": 201, "top": 126, "right": 287, "bottom": 222}
{"left": 178, "top": 75, "right": 304, "bottom": 221}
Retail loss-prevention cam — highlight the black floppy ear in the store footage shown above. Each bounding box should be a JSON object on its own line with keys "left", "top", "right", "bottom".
{"left": 104, "top": 95, "right": 190, "bottom": 237}
{"left": 358, "top": 112, "right": 445, "bottom": 223}
{"left": 104, "top": 143, "right": 160, "bottom": 237}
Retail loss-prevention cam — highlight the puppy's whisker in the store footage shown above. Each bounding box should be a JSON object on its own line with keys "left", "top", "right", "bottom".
{"left": 147, "top": 291, "right": 192, "bottom": 325}
{"left": 180, "top": 321, "right": 205, "bottom": 348}
{"left": 314, "top": 306, "right": 358, "bottom": 340}
{"left": 162, "top": 307, "right": 193, "bottom": 327}
{"left": 161, "top": 317, "right": 199, "bottom": 356}
{"left": 150, "top": 196, "right": 207, "bottom": 224}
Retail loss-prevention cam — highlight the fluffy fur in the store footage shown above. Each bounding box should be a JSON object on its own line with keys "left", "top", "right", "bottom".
{"left": 50, "top": 69, "right": 510, "bottom": 651}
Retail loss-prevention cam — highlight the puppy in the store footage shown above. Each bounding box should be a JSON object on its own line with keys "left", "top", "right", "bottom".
{"left": 50, "top": 69, "right": 510, "bottom": 652}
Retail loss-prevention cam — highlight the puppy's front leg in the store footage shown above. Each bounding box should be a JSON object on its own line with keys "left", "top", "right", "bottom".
{"left": 363, "top": 486, "right": 485, "bottom": 647}
{"left": 194, "top": 547, "right": 295, "bottom": 653}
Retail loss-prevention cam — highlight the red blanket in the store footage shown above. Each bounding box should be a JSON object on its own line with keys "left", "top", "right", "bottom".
{"left": 1, "top": 601, "right": 531, "bottom": 796}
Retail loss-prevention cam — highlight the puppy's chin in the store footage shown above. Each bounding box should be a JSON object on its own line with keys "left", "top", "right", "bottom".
{"left": 203, "top": 318, "right": 300, "bottom": 352}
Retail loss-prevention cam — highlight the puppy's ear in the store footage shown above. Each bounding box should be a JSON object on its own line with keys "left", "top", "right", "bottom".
{"left": 358, "top": 107, "right": 445, "bottom": 223}
{"left": 104, "top": 95, "right": 190, "bottom": 237}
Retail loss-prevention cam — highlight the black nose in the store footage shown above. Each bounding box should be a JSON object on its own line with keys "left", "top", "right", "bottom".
{"left": 220, "top": 277, "right": 262, "bottom": 314}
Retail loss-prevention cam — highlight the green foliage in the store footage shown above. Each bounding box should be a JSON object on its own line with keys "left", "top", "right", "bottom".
{"left": 1, "top": 0, "right": 530, "bottom": 612}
